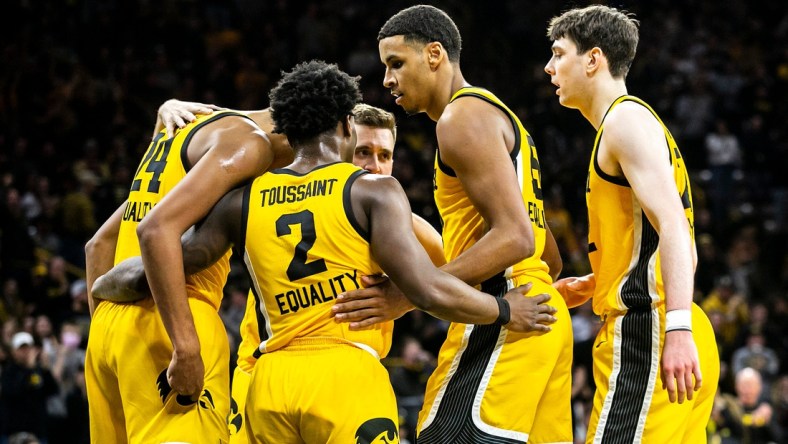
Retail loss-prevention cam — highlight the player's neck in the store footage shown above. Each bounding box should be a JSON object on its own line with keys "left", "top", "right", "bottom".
{"left": 427, "top": 64, "right": 467, "bottom": 122}
{"left": 287, "top": 141, "right": 344, "bottom": 173}
{"left": 583, "top": 78, "right": 628, "bottom": 130}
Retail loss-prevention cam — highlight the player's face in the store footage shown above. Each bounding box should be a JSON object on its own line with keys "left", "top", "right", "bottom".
{"left": 379, "top": 35, "right": 433, "bottom": 115}
{"left": 353, "top": 125, "right": 395, "bottom": 175}
{"left": 544, "top": 37, "right": 587, "bottom": 109}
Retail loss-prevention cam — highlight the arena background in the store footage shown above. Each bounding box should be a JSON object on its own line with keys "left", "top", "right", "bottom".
{"left": 0, "top": 0, "right": 785, "bottom": 442}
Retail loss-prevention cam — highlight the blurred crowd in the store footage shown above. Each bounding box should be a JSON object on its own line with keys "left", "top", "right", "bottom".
{"left": 0, "top": 0, "right": 785, "bottom": 443}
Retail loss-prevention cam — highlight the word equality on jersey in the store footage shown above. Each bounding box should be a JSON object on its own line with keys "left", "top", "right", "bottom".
{"left": 274, "top": 270, "right": 361, "bottom": 315}
{"left": 259, "top": 179, "right": 339, "bottom": 207}
{"left": 122, "top": 200, "right": 156, "bottom": 223}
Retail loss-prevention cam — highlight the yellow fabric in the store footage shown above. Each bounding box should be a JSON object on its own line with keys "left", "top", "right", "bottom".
{"left": 228, "top": 366, "right": 251, "bottom": 443}
{"left": 434, "top": 86, "right": 551, "bottom": 285}
{"left": 586, "top": 303, "right": 719, "bottom": 443}
{"left": 417, "top": 277, "right": 572, "bottom": 443}
{"left": 242, "top": 162, "right": 392, "bottom": 357}
{"left": 235, "top": 291, "right": 259, "bottom": 373}
{"left": 586, "top": 95, "right": 695, "bottom": 315}
{"left": 86, "top": 298, "right": 230, "bottom": 444}
{"left": 245, "top": 339, "right": 399, "bottom": 443}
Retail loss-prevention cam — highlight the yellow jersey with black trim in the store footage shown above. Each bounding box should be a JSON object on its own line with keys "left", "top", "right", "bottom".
{"left": 434, "top": 87, "right": 551, "bottom": 287}
{"left": 240, "top": 162, "right": 393, "bottom": 358}
{"left": 114, "top": 111, "right": 248, "bottom": 310}
{"left": 586, "top": 95, "right": 695, "bottom": 314}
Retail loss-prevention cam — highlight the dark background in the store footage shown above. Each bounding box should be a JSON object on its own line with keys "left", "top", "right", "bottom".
{"left": 0, "top": 1, "right": 785, "bottom": 443}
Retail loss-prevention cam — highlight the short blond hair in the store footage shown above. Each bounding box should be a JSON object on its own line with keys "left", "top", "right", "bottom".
{"left": 353, "top": 104, "right": 397, "bottom": 141}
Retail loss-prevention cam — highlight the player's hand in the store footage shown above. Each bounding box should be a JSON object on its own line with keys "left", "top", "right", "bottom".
{"left": 159, "top": 99, "right": 222, "bottom": 138}
{"left": 661, "top": 330, "right": 702, "bottom": 403}
{"left": 167, "top": 349, "right": 204, "bottom": 399}
{"left": 502, "top": 283, "right": 558, "bottom": 333}
{"left": 553, "top": 273, "right": 595, "bottom": 308}
{"left": 331, "top": 275, "right": 415, "bottom": 330}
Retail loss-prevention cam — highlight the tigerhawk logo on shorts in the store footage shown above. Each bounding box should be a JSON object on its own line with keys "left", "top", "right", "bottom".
{"left": 156, "top": 369, "right": 215, "bottom": 409}
{"left": 228, "top": 397, "right": 243, "bottom": 435}
{"left": 355, "top": 417, "right": 398, "bottom": 444}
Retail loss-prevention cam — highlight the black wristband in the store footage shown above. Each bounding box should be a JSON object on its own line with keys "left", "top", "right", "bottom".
{"left": 494, "top": 297, "right": 511, "bottom": 326}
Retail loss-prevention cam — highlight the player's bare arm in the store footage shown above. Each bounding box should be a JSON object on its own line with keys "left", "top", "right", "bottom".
{"left": 436, "top": 97, "right": 535, "bottom": 285}
{"left": 338, "top": 212, "right": 444, "bottom": 324}
{"left": 158, "top": 100, "right": 295, "bottom": 170}
{"left": 352, "top": 174, "right": 556, "bottom": 331}
{"left": 92, "top": 189, "right": 244, "bottom": 304}
{"left": 137, "top": 117, "right": 273, "bottom": 397}
{"left": 603, "top": 102, "right": 701, "bottom": 404}
{"left": 84, "top": 202, "right": 126, "bottom": 316}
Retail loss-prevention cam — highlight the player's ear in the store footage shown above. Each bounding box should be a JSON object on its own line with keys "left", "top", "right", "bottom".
{"left": 426, "top": 42, "right": 444, "bottom": 70}
{"left": 587, "top": 47, "right": 604, "bottom": 75}
{"left": 342, "top": 114, "right": 354, "bottom": 137}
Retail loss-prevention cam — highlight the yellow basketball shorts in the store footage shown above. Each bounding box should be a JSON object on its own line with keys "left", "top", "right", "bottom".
{"left": 586, "top": 302, "right": 719, "bottom": 444}
{"left": 229, "top": 366, "right": 251, "bottom": 443}
{"left": 245, "top": 338, "right": 399, "bottom": 443}
{"left": 86, "top": 297, "right": 230, "bottom": 444}
{"left": 417, "top": 276, "right": 574, "bottom": 444}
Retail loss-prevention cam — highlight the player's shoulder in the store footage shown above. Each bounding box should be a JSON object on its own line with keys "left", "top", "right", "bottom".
{"left": 605, "top": 101, "right": 658, "bottom": 132}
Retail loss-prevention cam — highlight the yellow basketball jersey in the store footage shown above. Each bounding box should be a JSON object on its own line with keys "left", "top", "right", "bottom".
{"left": 114, "top": 111, "right": 247, "bottom": 310}
{"left": 587, "top": 95, "right": 694, "bottom": 314}
{"left": 241, "top": 162, "right": 393, "bottom": 358}
{"left": 434, "top": 87, "right": 551, "bottom": 286}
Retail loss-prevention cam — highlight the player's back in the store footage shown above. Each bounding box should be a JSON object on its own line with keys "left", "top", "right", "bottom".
{"left": 241, "top": 162, "right": 393, "bottom": 358}
{"left": 434, "top": 86, "right": 551, "bottom": 286}
{"left": 114, "top": 110, "right": 250, "bottom": 310}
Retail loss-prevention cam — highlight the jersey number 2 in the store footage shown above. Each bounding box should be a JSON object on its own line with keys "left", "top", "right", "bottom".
{"left": 276, "top": 210, "right": 328, "bottom": 281}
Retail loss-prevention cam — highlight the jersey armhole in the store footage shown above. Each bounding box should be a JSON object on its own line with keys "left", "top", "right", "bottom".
{"left": 343, "top": 169, "right": 370, "bottom": 241}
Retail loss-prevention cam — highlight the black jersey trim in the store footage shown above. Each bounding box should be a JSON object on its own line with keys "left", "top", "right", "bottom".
{"left": 235, "top": 183, "right": 252, "bottom": 258}
{"left": 592, "top": 130, "right": 630, "bottom": 187}
{"left": 436, "top": 148, "right": 456, "bottom": 177}
{"left": 343, "top": 169, "right": 370, "bottom": 241}
{"left": 599, "top": 309, "right": 654, "bottom": 443}
{"left": 418, "top": 278, "right": 522, "bottom": 444}
{"left": 619, "top": 212, "right": 659, "bottom": 310}
{"left": 180, "top": 111, "right": 251, "bottom": 172}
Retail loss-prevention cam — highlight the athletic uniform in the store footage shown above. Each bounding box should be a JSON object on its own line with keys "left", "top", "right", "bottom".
{"left": 584, "top": 96, "right": 719, "bottom": 444}
{"left": 85, "top": 111, "right": 246, "bottom": 444}
{"left": 240, "top": 162, "right": 399, "bottom": 443}
{"left": 418, "top": 87, "right": 573, "bottom": 444}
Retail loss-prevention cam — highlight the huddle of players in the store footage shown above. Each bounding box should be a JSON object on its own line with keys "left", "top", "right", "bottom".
{"left": 86, "top": 4, "right": 719, "bottom": 444}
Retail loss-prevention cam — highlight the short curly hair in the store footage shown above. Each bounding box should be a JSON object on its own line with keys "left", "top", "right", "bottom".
{"left": 378, "top": 5, "right": 462, "bottom": 62}
{"left": 269, "top": 60, "right": 362, "bottom": 145}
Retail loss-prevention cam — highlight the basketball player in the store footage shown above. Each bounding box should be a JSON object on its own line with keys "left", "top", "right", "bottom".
{"left": 332, "top": 5, "right": 573, "bottom": 443}
{"left": 228, "top": 102, "right": 447, "bottom": 442}
{"left": 545, "top": 5, "right": 720, "bottom": 442}
{"left": 83, "top": 103, "right": 292, "bottom": 441}
{"left": 93, "top": 60, "right": 559, "bottom": 443}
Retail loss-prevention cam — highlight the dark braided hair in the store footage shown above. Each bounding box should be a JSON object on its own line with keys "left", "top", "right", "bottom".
{"left": 269, "top": 60, "right": 362, "bottom": 145}
{"left": 378, "top": 5, "right": 462, "bottom": 62}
